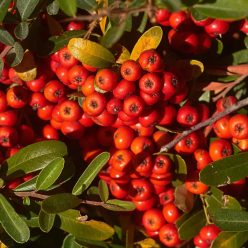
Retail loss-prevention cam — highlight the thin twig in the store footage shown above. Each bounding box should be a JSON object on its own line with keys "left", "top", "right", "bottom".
{"left": 213, "top": 74, "right": 248, "bottom": 102}
{"left": 0, "top": 45, "right": 11, "bottom": 58}
{"left": 200, "top": 194, "right": 211, "bottom": 224}
{"left": 160, "top": 97, "right": 248, "bottom": 153}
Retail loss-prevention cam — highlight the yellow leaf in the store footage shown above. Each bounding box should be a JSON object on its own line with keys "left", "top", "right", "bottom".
{"left": 135, "top": 238, "right": 161, "bottom": 248}
{"left": 0, "top": 242, "right": 8, "bottom": 248}
{"left": 130, "top": 26, "right": 163, "bottom": 61}
{"left": 190, "top": 59, "right": 204, "bottom": 78}
{"left": 99, "top": 16, "right": 108, "bottom": 34}
{"left": 14, "top": 50, "right": 37, "bottom": 82}
{"left": 115, "top": 45, "right": 131, "bottom": 64}
{"left": 68, "top": 38, "right": 115, "bottom": 68}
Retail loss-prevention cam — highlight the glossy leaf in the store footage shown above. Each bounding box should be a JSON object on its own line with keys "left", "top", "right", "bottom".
{"left": 47, "top": 0, "right": 60, "bottom": 15}
{"left": 38, "top": 210, "right": 55, "bottom": 233}
{"left": 14, "top": 22, "right": 29, "bottom": 40}
{"left": 115, "top": 45, "right": 130, "bottom": 64}
{"left": 0, "top": 28, "right": 15, "bottom": 45}
{"left": 211, "top": 209, "right": 248, "bottom": 231}
{"left": 221, "top": 49, "right": 248, "bottom": 65}
{"left": 0, "top": 194, "right": 30, "bottom": 243}
{"left": 6, "top": 42, "right": 24, "bottom": 67}
{"left": 200, "top": 152, "right": 248, "bottom": 186}
{"left": 3, "top": 140, "right": 67, "bottom": 178}
{"left": 176, "top": 210, "right": 206, "bottom": 240}
{"left": 130, "top": 26, "right": 163, "bottom": 61}
{"left": 14, "top": 176, "right": 38, "bottom": 192}
{"left": 42, "top": 193, "right": 81, "bottom": 214}
{"left": 104, "top": 199, "right": 136, "bottom": 211}
{"left": 155, "top": 0, "right": 182, "bottom": 11}
{"left": 211, "top": 231, "right": 248, "bottom": 248}
{"left": 72, "top": 152, "right": 110, "bottom": 195}
{"left": 98, "top": 180, "right": 109, "bottom": 203}
{"left": 100, "top": 19, "right": 128, "bottom": 48}
{"left": 57, "top": 0, "right": 77, "bottom": 17}
{"left": 40, "top": 30, "right": 86, "bottom": 56}
{"left": 137, "top": 13, "right": 148, "bottom": 33}
{"left": 174, "top": 184, "right": 195, "bottom": 213}
{"left": 134, "top": 238, "right": 160, "bottom": 248}
{"left": 194, "top": 0, "right": 248, "bottom": 20}
{"left": 0, "top": 0, "right": 12, "bottom": 22}
{"left": 14, "top": 50, "right": 37, "bottom": 82}
{"left": 36, "top": 157, "right": 64, "bottom": 191}
{"left": 62, "top": 234, "right": 81, "bottom": 248}
{"left": 16, "top": 0, "right": 40, "bottom": 20}
{"left": 68, "top": 38, "right": 115, "bottom": 68}
{"left": 58, "top": 209, "right": 114, "bottom": 240}
{"left": 77, "top": 0, "right": 98, "bottom": 12}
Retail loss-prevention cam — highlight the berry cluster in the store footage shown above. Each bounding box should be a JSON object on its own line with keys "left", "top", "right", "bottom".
{"left": 155, "top": 9, "right": 248, "bottom": 54}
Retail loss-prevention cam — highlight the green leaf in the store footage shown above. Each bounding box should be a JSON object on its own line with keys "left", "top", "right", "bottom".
{"left": 104, "top": 200, "right": 136, "bottom": 212}
{"left": 68, "top": 38, "right": 115, "bottom": 68}
{"left": 77, "top": 0, "right": 98, "bottom": 12}
{"left": 72, "top": 152, "right": 110, "bottom": 195}
{"left": 40, "top": 30, "right": 86, "bottom": 56}
{"left": 100, "top": 19, "right": 128, "bottom": 48}
{"left": 211, "top": 231, "right": 248, "bottom": 248}
{"left": 216, "top": 38, "right": 224, "bottom": 55}
{"left": 47, "top": 0, "right": 60, "bottom": 15}
{"left": 0, "top": 194, "right": 30, "bottom": 243}
{"left": 42, "top": 193, "right": 81, "bottom": 214}
{"left": 0, "top": 0, "right": 12, "bottom": 22}
{"left": 6, "top": 42, "right": 24, "bottom": 67}
{"left": 3, "top": 140, "right": 67, "bottom": 179}
{"left": 58, "top": 0, "right": 77, "bottom": 17}
{"left": 194, "top": 0, "right": 248, "bottom": 20}
{"left": 155, "top": 0, "right": 197, "bottom": 11}
{"left": 87, "top": 186, "right": 99, "bottom": 196}
{"left": 36, "top": 157, "right": 65, "bottom": 191}
{"left": 14, "top": 22, "right": 29, "bottom": 40}
{"left": 191, "top": 8, "right": 208, "bottom": 21}
{"left": 176, "top": 210, "right": 206, "bottom": 240}
{"left": 38, "top": 210, "right": 55, "bottom": 233}
{"left": 16, "top": 0, "right": 40, "bottom": 20}
{"left": 0, "top": 28, "right": 15, "bottom": 46}
{"left": 14, "top": 176, "right": 38, "bottom": 192}
{"left": 211, "top": 209, "right": 248, "bottom": 231}
{"left": 244, "top": 36, "right": 248, "bottom": 49}
{"left": 75, "top": 238, "right": 110, "bottom": 248}
{"left": 58, "top": 209, "right": 114, "bottom": 240}
{"left": 161, "top": 153, "right": 187, "bottom": 186}
{"left": 137, "top": 13, "right": 148, "bottom": 33}
{"left": 62, "top": 234, "right": 82, "bottom": 248}
{"left": 98, "top": 180, "right": 109, "bottom": 203}
{"left": 221, "top": 49, "right": 248, "bottom": 65}
{"left": 174, "top": 184, "right": 195, "bottom": 213}
{"left": 130, "top": 26, "right": 163, "bottom": 61}
{"left": 200, "top": 152, "right": 248, "bottom": 186}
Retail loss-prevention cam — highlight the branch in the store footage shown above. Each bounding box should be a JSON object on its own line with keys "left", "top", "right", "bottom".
{"left": 213, "top": 74, "right": 248, "bottom": 102}
{"left": 160, "top": 97, "right": 248, "bottom": 153}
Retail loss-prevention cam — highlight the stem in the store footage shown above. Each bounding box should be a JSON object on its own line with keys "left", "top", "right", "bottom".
{"left": 213, "top": 74, "right": 248, "bottom": 102}
{"left": 200, "top": 194, "right": 211, "bottom": 224}
{"left": 0, "top": 45, "right": 11, "bottom": 58}
{"left": 160, "top": 97, "right": 248, "bottom": 153}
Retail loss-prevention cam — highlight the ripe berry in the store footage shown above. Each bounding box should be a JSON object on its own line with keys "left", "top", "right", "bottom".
{"left": 113, "top": 79, "right": 136, "bottom": 100}
{"left": 169, "top": 10, "right": 188, "bottom": 29}
{"left": 199, "top": 224, "right": 221, "bottom": 241}
{"left": 159, "top": 224, "right": 181, "bottom": 247}
{"left": 120, "top": 60, "right": 142, "bottom": 81}
{"left": 177, "top": 105, "right": 199, "bottom": 127}
{"left": 155, "top": 8, "right": 171, "bottom": 26}
{"left": 213, "top": 116, "right": 232, "bottom": 139}
{"left": 58, "top": 47, "right": 77, "bottom": 68}
{"left": 44, "top": 80, "right": 66, "bottom": 103}
{"left": 162, "top": 203, "right": 180, "bottom": 223}
{"left": 204, "top": 19, "right": 230, "bottom": 37}
{"left": 95, "top": 69, "right": 118, "bottom": 92}
{"left": 229, "top": 114, "right": 248, "bottom": 139}
{"left": 216, "top": 96, "right": 237, "bottom": 112}
{"left": 114, "top": 126, "right": 135, "bottom": 150}
{"left": 6, "top": 86, "right": 29, "bottom": 109}
{"left": 68, "top": 65, "right": 89, "bottom": 87}
{"left": 59, "top": 99, "right": 82, "bottom": 122}
{"left": 139, "top": 73, "right": 163, "bottom": 94}
{"left": 209, "top": 139, "right": 233, "bottom": 161}
{"left": 123, "top": 95, "right": 145, "bottom": 118}
{"left": 142, "top": 209, "right": 165, "bottom": 232}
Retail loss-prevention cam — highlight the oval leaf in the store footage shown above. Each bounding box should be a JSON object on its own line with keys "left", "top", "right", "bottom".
{"left": 14, "top": 50, "right": 37, "bottom": 82}
{"left": 176, "top": 210, "right": 206, "bottom": 240}
{"left": 47, "top": 0, "right": 60, "bottom": 15}
{"left": 58, "top": 210, "right": 114, "bottom": 240}
{"left": 68, "top": 38, "right": 115, "bottom": 68}
{"left": 57, "top": 0, "right": 77, "bottom": 17}
{"left": 14, "top": 175, "right": 38, "bottom": 192}
{"left": 0, "top": 28, "right": 15, "bottom": 46}
{"left": 16, "top": 0, "right": 40, "bottom": 20}
{"left": 211, "top": 231, "right": 248, "bottom": 248}
{"left": 0, "top": 0, "right": 12, "bottom": 22}
{"left": 211, "top": 209, "right": 248, "bottom": 231}
{"left": 0, "top": 194, "right": 30, "bottom": 243}
{"left": 200, "top": 152, "right": 248, "bottom": 186}
{"left": 14, "top": 22, "right": 29, "bottom": 40}
{"left": 6, "top": 42, "right": 24, "bottom": 67}
{"left": 130, "top": 26, "right": 163, "bottom": 61}
{"left": 194, "top": 0, "right": 248, "bottom": 20}
{"left": 42, "top": 193, "right": 81, "bottom": 214}
{"left": 62, "top": 234, "right": 81, "bottom": 248}
{"left": 104, "top": 199, "right": 136, "bottom": 212}
{"left": 38, "top": 210, "right": 55, "bottom": 233}
{"left": 72, "top": 152, "right": 110, "bottom": 195}
{"left": 98, "top": 180, "right": 109, "bottom": 203}
{"left": 3, "top": 140, "right": 67, "bottom": 179}
{"left": 36, "top": 157, "right": 64, "bottom": 191}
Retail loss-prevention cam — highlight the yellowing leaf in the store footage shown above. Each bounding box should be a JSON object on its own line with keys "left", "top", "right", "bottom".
{"left": 116, "top": 45, "right": 131, "bottom": 64}
{"left": 68, "top": 38, "right": 115, "bottom": 68}
{"left": 135, "top": 238, "right": 161, "bottom": 248}
{"left": 130, "top": 26, "right": 163, "bottom": 61}
{"left": 99, "top": 16, "right": 108, "bottom": 34}
{"left": 14, "top": 50, "right": 37, "bottom": 82}
{"left": 203, "top": 82, "right": 228, "bottom": 94}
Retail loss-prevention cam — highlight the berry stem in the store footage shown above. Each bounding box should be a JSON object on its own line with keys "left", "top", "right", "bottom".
{"left": 160, "top": 96, "right": 248, "bottom": 153}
